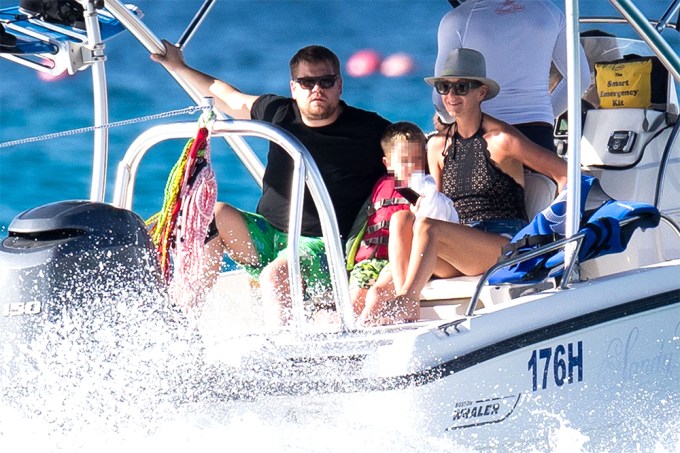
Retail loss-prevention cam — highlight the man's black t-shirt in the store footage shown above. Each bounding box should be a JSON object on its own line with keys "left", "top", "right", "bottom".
{"left": 251, "top": 95, "right": 389, "bottom": 239}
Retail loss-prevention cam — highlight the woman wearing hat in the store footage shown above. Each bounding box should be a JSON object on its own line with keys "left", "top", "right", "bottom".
{"left": 358, "top": 48, "right": 567, "bottom": 326}
{"left": 432, "top": 0, "right": 591, "bottom": 152}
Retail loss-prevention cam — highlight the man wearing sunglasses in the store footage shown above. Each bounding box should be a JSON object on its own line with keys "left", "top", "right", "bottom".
{"left": 152, "top": 42, "right": 390, "bottom": 326}
{"left": 359, "top": 48, "right": 568, "bottom": 325}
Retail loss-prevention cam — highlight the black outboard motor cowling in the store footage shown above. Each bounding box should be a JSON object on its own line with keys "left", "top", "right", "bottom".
{"left": 0, "top": 201, "right": 163, "bottom": 340}
{"left": 18, "top": 0, "right": 98, "bottom": 29}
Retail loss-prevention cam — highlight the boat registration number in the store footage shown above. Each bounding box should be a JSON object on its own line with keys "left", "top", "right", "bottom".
{"left": 528, "top": 341, "right": 583, "bottom": 391}
{"left": 1, "top": 301, "right": 42, "bottom": 317}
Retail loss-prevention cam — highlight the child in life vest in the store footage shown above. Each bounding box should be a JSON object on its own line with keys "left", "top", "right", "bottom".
{"left": 346, "top": 122, "right": 458, "bottom": 317}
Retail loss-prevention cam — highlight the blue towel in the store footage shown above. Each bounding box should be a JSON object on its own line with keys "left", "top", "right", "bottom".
{"left": 489, "top": 175, "right": 660, "bottom": 284}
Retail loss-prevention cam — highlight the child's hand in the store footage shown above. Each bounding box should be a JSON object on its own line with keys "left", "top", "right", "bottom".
{"left": 411, "top": 195, "right": 422, "bottom": 213}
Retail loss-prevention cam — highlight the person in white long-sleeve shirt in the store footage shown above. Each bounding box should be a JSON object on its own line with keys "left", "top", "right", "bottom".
{"left": 433, "top": 0, "right": 591, "bottom": 151}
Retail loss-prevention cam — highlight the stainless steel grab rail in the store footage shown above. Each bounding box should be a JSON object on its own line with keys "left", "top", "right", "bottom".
{"left": 464, "top": 214, "right": 653, "bottom": 317}
{"left": 113, "top": 119, "right": 354, "bottom": 331}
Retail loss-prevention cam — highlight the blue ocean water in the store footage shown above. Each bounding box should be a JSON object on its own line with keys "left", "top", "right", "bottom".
{"left": 1, "top": 3, "right": 680, "bottom": 451}
{"left": 0, "top": 0, "right": 678, "bottom": 235}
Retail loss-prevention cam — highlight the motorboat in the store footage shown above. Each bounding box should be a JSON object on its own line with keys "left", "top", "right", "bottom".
{"left": 0, "top": 1, "right": 679, "bottom": 450}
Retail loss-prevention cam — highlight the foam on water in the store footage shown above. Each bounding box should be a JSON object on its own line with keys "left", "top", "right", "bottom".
{"left": 2, "top": 283, "right": 678, "bottom": 453}
{"left": 0, "top": 284, "right": 463, "bottom": 452}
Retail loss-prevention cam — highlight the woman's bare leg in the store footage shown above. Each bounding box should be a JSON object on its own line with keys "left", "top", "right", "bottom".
{"left": 398, "top": 218, "right": 509, "bottom": 300}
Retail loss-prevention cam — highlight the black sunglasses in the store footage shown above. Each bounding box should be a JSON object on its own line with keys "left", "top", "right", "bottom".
{"left": 434, "top": 80, "right": 482, "bottom": 96}
{"left": 293, "top": 75, "right": 339, "bottom": 90}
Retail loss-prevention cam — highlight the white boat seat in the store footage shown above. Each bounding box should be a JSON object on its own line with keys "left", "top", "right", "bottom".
{"left": 576, "top": 105, "right": 679, "bottom": 277}
{"left": 523, "top": 171, "right": 558, "bottom": 220}
{"left": 419, "top": 170, "right": 557, "bottom": 308}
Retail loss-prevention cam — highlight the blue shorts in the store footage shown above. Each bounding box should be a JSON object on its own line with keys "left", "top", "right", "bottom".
{"left": 467, "top": 218, "right": 528, "bottom": 239}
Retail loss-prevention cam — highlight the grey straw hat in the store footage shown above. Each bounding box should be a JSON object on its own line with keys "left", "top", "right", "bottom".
{"left": 425, "top": 48, "right": 500, "bottom": 100}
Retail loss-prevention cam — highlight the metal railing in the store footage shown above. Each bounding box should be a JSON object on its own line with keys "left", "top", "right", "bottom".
{"left": 104, "top": 0, "right": 266, "bottom": 186}
{"left": 463, "top": 213, "right": 678, "bottom": 317}
{"left": 112, "top": 119, "right": 355, "bottom": 331}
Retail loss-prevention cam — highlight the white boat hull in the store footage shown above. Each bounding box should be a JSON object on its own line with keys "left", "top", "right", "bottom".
{"left": 196, "top": 261, "right": 680, "bottom": 449}
{"left": 1, "top": 2, "right": 679, "bottom": 449}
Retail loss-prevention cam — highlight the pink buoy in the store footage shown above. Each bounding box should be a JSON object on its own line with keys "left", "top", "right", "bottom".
{"left": 380, "top": 52, "right": 414, "bottom": 77}
{"left": 36, "top": 58, "right": 68, "bottom": 82}
{"left": 37, "top": 70, "right": 68, "bottom": 82}
{"left": 346, "top": 49, "right": 381, "bottom": 77}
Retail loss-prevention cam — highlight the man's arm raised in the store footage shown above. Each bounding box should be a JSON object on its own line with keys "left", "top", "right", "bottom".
{"left": 151, "top": 39, "right": 258, "bottom": 120}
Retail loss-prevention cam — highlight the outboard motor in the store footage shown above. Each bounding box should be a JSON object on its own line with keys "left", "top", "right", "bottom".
{"left": 0, "top": 201, "right": 163, "bottom": 341}
{"left": 18, "top": 0, "right": 100, "bottom": 30}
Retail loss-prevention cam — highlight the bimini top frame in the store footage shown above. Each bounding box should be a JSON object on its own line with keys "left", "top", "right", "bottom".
{"left": 560, "top": 0, "right": 680, "bottom": 283}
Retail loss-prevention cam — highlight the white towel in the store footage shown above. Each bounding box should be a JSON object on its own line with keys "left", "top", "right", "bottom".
{"left": 409, "top": 172, "right": 459, "bottom": 223}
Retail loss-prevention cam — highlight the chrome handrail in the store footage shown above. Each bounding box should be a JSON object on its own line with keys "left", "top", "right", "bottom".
{"left": 564, "top": 0, "right": 584, "bottom": 277}
{"left": 104, "top": 0, "right": 266, "bottom": 186}
{"left": 464, "top": 233, "right": 585, "bottom": 317}
{"left": 112, "top": 119, "right": 354, "bottom": 331}
{"left": 83, "top": 0, "right": 109, "bottom": 203}
{"left": 579, "top": 17, "right": 676, "bottom": 30}
{"left": 610, "top": 0, "right": 680, "bottom": 83}
{"left": 464, "top": 215, "right": 652, "bottom": 316}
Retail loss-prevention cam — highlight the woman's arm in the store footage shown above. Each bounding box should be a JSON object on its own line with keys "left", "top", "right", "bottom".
{"left": 488, "top": 121, "right": 568, "bottom": 191}
{"left": 426, "top": 133, "right": 447, "bottom": 190}
{"left": 511, "top": 132, "right": 568, "bottom": 190}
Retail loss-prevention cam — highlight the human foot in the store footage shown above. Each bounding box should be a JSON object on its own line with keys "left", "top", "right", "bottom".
{"left": 359, "top": 294, "right": 419, "bottom": 326}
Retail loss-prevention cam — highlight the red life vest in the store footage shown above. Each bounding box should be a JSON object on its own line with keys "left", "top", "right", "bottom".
{"left": 353, "top": 176, "right": 411, "bottom": 263}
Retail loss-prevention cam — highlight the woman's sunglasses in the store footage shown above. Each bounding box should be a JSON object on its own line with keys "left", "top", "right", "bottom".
{"left": 434, "top": 80, "right": 482, "bottom": 96}
{"left": 293, "top": 75, "right": 339, "bottom": 90}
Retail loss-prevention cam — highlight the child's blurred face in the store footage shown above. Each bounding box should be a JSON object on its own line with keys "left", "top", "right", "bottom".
{"left": 385, "top": 140, "right": 426, "bottom": 186}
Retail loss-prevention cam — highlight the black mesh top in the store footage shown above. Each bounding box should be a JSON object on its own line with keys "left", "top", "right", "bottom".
{"left": 440, "top": 123, "right": 527, "bottom": 224}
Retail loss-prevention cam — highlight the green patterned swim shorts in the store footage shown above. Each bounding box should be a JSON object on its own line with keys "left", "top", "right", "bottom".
{"left": 348, "top": 258, "right": 389, "bottom": 289}
{"left": 232, "top": 210, "right": 330, "bottom": 292}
